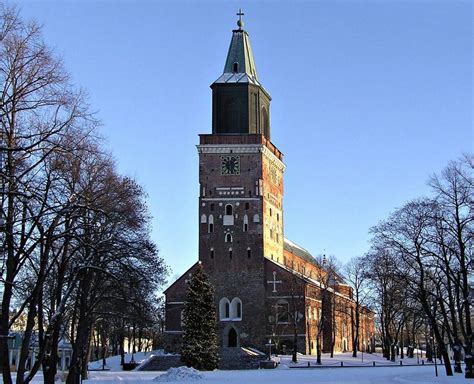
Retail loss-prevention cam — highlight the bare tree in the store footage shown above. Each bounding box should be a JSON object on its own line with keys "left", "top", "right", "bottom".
{"left": 429, "top": 156, "right": 473, "bottom": 378}
{"left": 344, "top": 256, "right": 370, "bottom": 357}
{"left": 0, "top": 5, "right": 91, "bottom": 384}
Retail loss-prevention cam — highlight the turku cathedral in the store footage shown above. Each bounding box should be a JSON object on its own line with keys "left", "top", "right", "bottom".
{"left": 164, "top": 14, "right": 374, "bottom": 356}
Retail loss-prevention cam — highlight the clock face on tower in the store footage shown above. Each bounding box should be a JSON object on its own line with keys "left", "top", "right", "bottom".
{"left": 220, "top": 156, "right": 240, "bottom": 175}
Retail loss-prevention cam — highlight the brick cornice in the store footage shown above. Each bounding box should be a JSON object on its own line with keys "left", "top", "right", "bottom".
{"left": 196, "top": 144, "right": 286, "bottom": 172}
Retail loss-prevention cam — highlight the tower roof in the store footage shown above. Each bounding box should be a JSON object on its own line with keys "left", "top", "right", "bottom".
{"left": 213, "top": 12, "right": 262, "bottom": 87}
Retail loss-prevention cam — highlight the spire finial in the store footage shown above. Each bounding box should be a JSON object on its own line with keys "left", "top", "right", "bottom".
{"left": 236, "top": 9, "right": 244, "bottom": 30}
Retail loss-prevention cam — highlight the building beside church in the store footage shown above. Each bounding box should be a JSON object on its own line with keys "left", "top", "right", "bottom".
{"left": 164, "top": 14, "right": 374, "bottom": 356}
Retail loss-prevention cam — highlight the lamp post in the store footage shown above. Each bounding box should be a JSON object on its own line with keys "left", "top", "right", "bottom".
{"left": 265, "top": 337, "right": 274, "bottom": 361}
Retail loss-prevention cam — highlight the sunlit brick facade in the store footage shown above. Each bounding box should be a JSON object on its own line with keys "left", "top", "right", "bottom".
{"left": 164, "top": 16, "right": 374, "bottom": 355}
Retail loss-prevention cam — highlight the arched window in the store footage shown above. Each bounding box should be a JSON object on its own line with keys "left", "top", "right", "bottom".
{"left": 225, "top": 99, "right": 240, "bottom": 133}
{"left": 201, "top": 214, "right": 207, "bottom": 223}
{"left": 247, "top": 248, "right": 251, "bottom": 259}
{"left": 219, "top": 298, "right": 231, "bottom": 320}
{"left": 210, "top": 248, "right": 214, "bottom": 259}
{"left": 229, "top": 248, "right": 233, "bottom": 259}
{"left": 224, "top": 204, "right": 234, "bottom": 226}
{"left": 233, "top": 62, "right": 239, "bottom": 72}
{"left": 262, "top": 107, "right": 270, "bottom": 138}
{"left": 243, "top": 214, "right": 248, "bottom": 232}
{"left": 181, "top": 309, "right": 186, "bottom": 327}
{"left": 230, "top": 298, "right": 242, "bottom": 320}
{"left": 245, "top": 202, "right": 250, "bottom": 210}
{"left": 275, "top": 299, "right": 290, "bottom": 324}
{"left": 208, "top": 215, "right": 214, "bottom": 233}
{"left": 225, "top": 233, "right": 233, "bottom": 243}
{"left": 253, "top": 214, "right": 260, "bottom": 223}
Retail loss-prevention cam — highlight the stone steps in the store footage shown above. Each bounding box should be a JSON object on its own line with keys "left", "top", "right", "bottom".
{"left": 137, "top": 347, "right": 266, "bottom": 371}
{"left": 136, "top": 355, "right": 184, "bottom": 371}
{"left": 218, "top": 347, "right": 266, "bottom": 370}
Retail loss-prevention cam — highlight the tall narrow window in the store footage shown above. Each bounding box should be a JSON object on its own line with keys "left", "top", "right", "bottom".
{"left": 275, "top": 299, "right": 290, "bottom": 323}
{"left": 277, "top": 213, "right": 280, "bottom": 222}
{"left": 201, "top": 214, "right": 207, "bottom": 223}
{"left": 243, "top": 214, "right": 248, "bottom": 232}
{"left": 247, "top": 248, "right": 251, "bottom": 259}
{"left": 230, "top": 298, "right": 243, "bottom": 320}
{"left": 245, "top": 202, "right": 250, "bottom": 210}
{"left": 229, "top": 248, "right": 233, "bottom": 259}
{"left": 226, "top": 204, "right": 233, "bottom": 216}
{"left": 210, "top": 248, "right": 214, "bottom": 259}
{"left": 220, "top": 298, "right": 231, "bottom": 320}
{"left": 208, "top": 215, "right": 214, "bottom": 233}
{"left": 225, "top": 99, "right": 240, "bottom": 133}
{"left": 262, "top": 107, "right": 270, "bottom": 138}
{"left": 269, "top": 208, "right": 272, "bottom": 217}
{"left": 210, "top": 203, "right": 215, "bottom": 211}
{"left": 233, "top": 62, "right": 239, "bottom": 72}
{"left": 181, "top": 310, "right": 186, "bottom": 327}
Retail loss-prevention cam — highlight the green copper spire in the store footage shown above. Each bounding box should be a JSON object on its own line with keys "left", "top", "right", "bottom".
{"left": 210, "top": 11, "right": 271, "bottom": 139}
{"left": 214, "top": 10, "right": 260, "bottom": 85}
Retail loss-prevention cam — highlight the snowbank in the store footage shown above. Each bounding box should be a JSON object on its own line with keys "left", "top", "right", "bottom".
{"left": 154, "top": 367, "right": 204, "bottom": 382}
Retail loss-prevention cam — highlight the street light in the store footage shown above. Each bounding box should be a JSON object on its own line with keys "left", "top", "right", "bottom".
{"left": 265, "top": 337, "right": 274, "bottom": 361}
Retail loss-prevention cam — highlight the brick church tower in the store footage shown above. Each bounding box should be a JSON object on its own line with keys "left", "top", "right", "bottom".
{"left": 197, "top": 13, "right": 285, "bottom": 349}
{"left": 164, "top": 13, "right": 375, "bottom": 358}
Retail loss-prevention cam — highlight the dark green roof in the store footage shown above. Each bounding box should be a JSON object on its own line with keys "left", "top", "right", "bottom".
{"left": 223, "top": 29, "right": 258, "bottom": 80}
{"left": 284, "top": 238, "right": 320, "bottom": 268}
{"left": 213, "top": 24, "right": 262, "bottom": 87}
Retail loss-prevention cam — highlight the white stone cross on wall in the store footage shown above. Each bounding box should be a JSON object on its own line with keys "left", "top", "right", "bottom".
{"left": 267, "top": 271, "right": 282, "bottom": 293}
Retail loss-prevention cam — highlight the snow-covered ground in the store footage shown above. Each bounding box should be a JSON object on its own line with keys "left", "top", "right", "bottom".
{"left": 277, "top": 350, "right": 433, "bottom": 367}
{"left": 15, "top": 365, "right": 467, "bottom": 383}
{"left": 88, "top": 350, "right": 170, "bottom": 371}
{"left": 13, "top": 352, "right": 466, "bottom": 383}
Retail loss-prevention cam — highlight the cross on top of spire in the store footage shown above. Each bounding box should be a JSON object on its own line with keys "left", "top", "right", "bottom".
{"left": 236, "top": 9, "right": 244, "bottom": 30}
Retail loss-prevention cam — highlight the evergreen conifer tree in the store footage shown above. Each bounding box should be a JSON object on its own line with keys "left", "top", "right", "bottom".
{"left": 180, "top": 264, "right": 219, "bottom": 370}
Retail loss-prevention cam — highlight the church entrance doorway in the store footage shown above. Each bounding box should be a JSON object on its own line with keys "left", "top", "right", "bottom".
{"left": 228, "top": 328, "right": 238, "bottom": 347}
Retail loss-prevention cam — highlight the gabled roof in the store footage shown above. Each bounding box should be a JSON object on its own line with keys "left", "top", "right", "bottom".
{"left": 163, "top": 262, "right": 199, "bottom": 294}
{"left": 283, "top": 238, "right": 348, "bottom": 285}
{"left": 284, "top": 238, "right": 320, "bottom": 268}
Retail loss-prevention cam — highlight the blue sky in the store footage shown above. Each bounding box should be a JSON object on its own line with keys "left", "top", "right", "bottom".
{"left": 15, "top": 0, "right": 472, "bottom": 282}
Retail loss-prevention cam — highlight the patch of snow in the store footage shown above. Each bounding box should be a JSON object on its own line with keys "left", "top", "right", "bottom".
{"left": 154, "top": 367, "right": 204, "bottom": 382}
{"left": 88, "top": 350, "right": 168, "bottom": 372}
